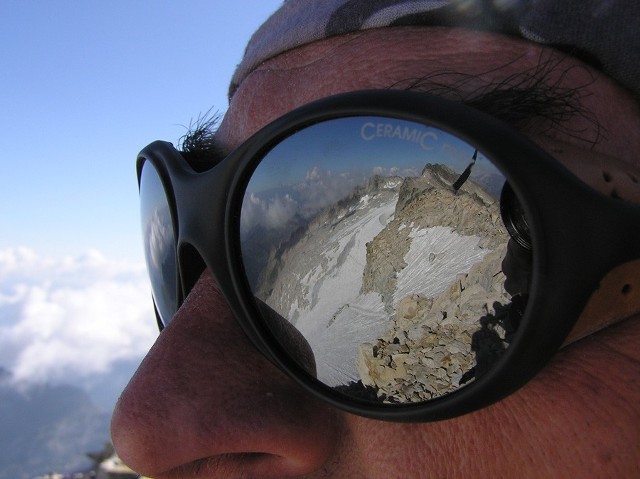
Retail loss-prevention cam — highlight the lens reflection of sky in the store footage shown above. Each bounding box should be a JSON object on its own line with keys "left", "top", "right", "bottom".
{"left": 139, "top": 164, "right": 177, "bottom": 326}
{"left": 247, "top": 116, "right": 501, "bottom": 194}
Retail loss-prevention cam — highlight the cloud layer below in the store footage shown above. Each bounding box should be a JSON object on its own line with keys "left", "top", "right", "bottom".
{"left": 0, "top": 247, "right": 157, "bottom": 384}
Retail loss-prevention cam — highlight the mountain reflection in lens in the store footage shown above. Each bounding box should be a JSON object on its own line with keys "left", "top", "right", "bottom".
{"left": 240, "top": 117, "right": 531, "bottom": 404}
{"left": 140, "top": 163, "right": 178, "bottom": 328}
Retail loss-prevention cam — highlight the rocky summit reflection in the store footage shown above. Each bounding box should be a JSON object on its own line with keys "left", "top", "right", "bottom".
{"left": 249, "top": 162, "right": 524, "bottom": 404}
{"left": 354, "top": 164, "right": 515, "bottom": 403}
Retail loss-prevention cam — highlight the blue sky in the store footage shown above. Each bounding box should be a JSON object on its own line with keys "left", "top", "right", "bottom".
{"left": 0, "top": 1, "right": 283, "bottom": 262}
{"left": 247, "top": 117, "right": 480, "bottom": 193}
{"left": 0, "top": 1, "right": 283, "bottom": 408}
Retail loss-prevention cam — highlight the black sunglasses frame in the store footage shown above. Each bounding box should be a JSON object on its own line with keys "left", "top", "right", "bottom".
{"left": 137, "top": 90, "right": 640, "bottom": 422}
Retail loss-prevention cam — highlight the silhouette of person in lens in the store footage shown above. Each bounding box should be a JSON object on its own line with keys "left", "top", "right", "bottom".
{"left": 112, "top": 2, "right": 640, "bottom": 477}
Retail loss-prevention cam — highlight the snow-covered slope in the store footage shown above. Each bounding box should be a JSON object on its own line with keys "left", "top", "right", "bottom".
{"left": 255, "top": 167, "right": 507, "bottom": 388}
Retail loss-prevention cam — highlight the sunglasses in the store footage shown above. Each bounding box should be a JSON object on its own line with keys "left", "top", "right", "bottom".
{"left": 137, "top": 90, "right": 640, "bottom": 421}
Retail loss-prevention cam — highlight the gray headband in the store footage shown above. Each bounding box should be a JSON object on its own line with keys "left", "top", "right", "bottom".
{"left": 230, "top": 0, "right": 639, "bottom": 99}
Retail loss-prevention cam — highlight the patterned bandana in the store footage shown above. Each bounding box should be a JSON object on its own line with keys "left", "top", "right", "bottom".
{"left": 230, "top": 0, "right": 639, "bottom": 99}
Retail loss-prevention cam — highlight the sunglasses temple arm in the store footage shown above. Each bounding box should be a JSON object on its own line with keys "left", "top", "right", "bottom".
{"left": 564, "top": 258, "right": 640, "bottom": 346}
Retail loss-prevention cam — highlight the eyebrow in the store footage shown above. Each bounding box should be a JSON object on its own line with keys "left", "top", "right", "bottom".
{"left": 178, "top": 110, "right": 225, "bottom": 171}
{"left": 394, "top": 52, "right": 603, "bottom": 146}
{"left": 179, "top": 52, "right": 603, "bottom": 169}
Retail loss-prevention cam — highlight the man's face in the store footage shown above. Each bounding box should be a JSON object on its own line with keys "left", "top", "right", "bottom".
{"left": 111, "top": 27, "right": 640, "bottom": 478}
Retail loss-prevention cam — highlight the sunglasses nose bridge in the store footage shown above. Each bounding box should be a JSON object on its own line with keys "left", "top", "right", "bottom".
{"left": 174, "top": 157, "right": 245, "bottom": 304}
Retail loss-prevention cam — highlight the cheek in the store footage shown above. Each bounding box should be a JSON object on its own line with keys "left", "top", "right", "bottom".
{"left": 339, "top": 414, "right": 491, "bottom": 478}
{"left": 338, "top": 318, "right": 640, "bottom": 478}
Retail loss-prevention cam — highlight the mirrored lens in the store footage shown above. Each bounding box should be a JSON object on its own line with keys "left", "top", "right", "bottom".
{"left": 240, "top": 117, "right": 532, "bottom": 404}
{"left": 139, "top": 162, "right": 178, "bottom": 327}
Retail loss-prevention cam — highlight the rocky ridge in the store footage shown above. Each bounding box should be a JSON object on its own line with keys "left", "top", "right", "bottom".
{"left": 355, "top": 164, "right": 517, "bottom": 403}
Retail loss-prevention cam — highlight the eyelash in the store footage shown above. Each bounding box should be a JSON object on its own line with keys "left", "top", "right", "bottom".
{"left": 394, "top": 51, "right": 604, "bottom": 145}
{"left": 178, "top": 109, "right": 225, "bottom": 171}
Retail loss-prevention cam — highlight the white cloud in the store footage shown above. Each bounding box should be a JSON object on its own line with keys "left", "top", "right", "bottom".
{"left": 0, "top": 247, "right": 157, "bottom": 384}
{"left": 294, "top": 167, "right": 364, "bottom": 216}
{"left": 243, "top": 167, "right": 373, "bottom": 237}
{"left": 241, "top": 192, "right": 300, "bottom": 234}
{"left": 372, "top": 166, "right": 419, "bottom": 177}
{"left": 305, "top": 166, "right": 322, "bottom": 181}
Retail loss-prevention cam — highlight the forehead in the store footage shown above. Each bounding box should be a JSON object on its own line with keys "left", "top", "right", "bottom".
{"left": 216, "top": 27, "right": 640, "bottom": 166}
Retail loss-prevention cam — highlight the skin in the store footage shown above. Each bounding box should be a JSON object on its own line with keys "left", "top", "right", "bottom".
{"left": 111, "top": 28, "right": 640, "bottom": 478}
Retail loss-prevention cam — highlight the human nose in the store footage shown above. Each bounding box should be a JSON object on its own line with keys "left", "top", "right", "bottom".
{"left": 110, "top": 271, "right": 339, "bottom": 478}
